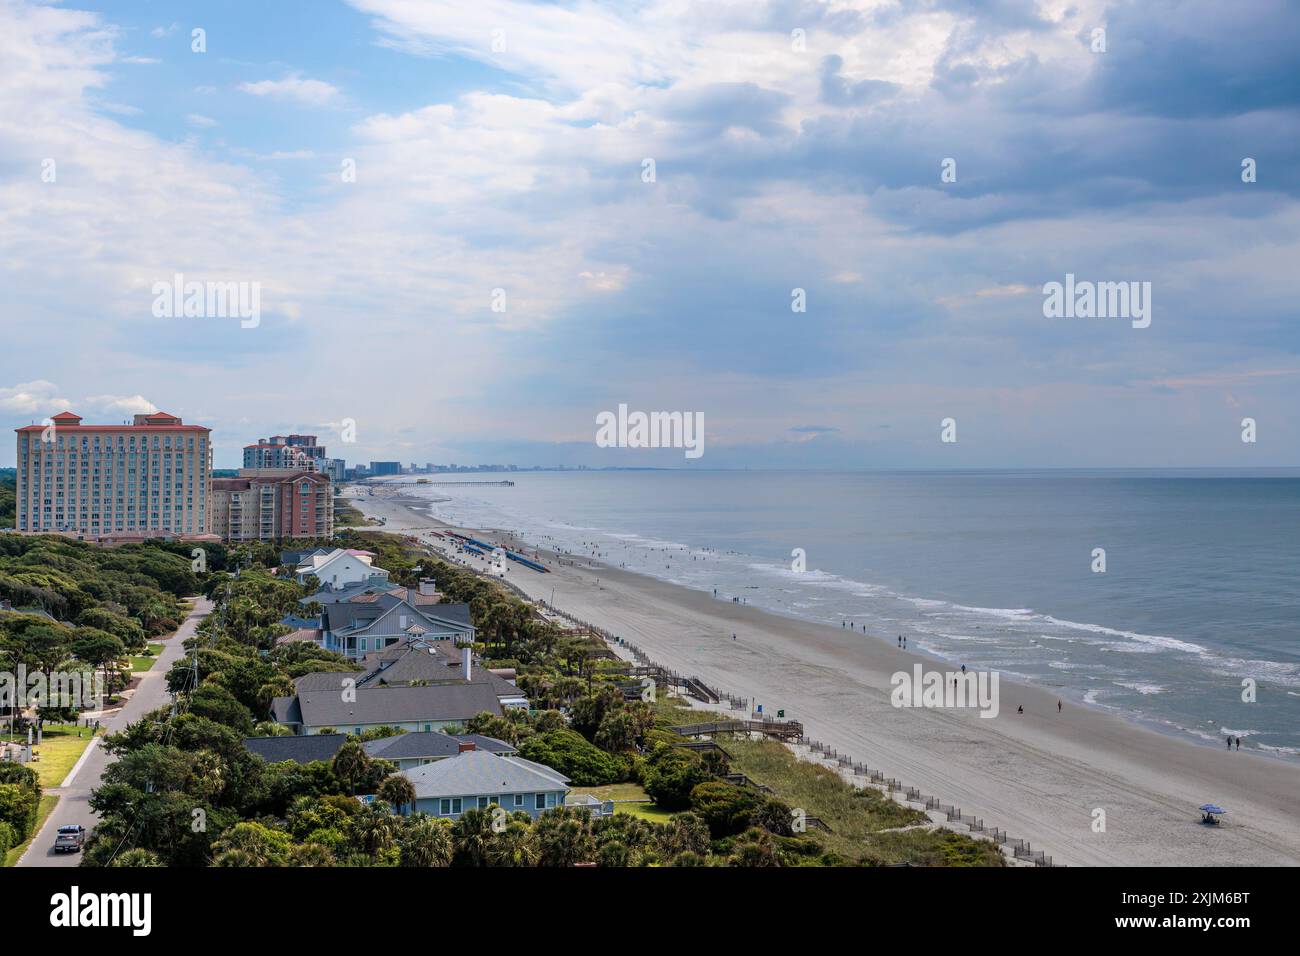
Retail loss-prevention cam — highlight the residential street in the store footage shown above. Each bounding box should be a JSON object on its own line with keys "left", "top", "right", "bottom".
{"left": 16, "top": 597, "right": 212, "bottom": 867}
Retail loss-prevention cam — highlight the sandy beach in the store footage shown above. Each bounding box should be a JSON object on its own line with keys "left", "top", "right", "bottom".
{"left": 348, "top": 486, "right": 1300, "bottom": 866}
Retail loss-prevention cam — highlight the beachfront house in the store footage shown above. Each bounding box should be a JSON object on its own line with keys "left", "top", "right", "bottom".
{"left": 377, "top": 749, "right": 570, "bottom": 819}
{"left": 362, "top": 732, "right": 515, "bottom": 770}
{"left": 241, "top": 731, "right": 515, "bottom": 769}
{"left": 317, "top": 591, "right": 475, "bottom": 660}
{"left": 294, "top": 547, "right": 390, "bottom": 590}
{"left": 358, "top": 641, "right": 530, "bottom": 710}
{"left": 269, "top": 680, "right": 503, "bottom": 736}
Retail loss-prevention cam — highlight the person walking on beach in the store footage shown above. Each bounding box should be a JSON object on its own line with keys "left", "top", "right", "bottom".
{"left": 1236, "top": 736, "right": 1241, "bottom": 750}
{"left": 1057, "top": 699, "right": 1062, "bottom": 713}
{"left": 897, "top": 635, "right": 902, "bottom": 646}
{"left": 1226, "top": 736, "right": 1232, "bottom": 749}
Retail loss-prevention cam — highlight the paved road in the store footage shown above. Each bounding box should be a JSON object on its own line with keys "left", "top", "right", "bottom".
{"left": 17, "top": 598, "right": 212, "bottom": 867}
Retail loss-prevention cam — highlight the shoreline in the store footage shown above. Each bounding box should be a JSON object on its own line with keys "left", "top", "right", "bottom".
{"left": 346, "top": 486, "right": 1300, "bottom": 866}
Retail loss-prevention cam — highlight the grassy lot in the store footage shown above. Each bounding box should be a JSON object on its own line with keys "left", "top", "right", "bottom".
{"left": 567, "top": 782, "right": 677, "bottom": 824}
{"left": 717, "top": 736, "right": 1006, "bottom": 866}
{"left": 1, "top": 723, "right": 102, "bottom": 788}
{"left": 567, "top": 782, "right": 649, "bottom": 802}
{"left": 2, "top": 794, "right": 58, "bottom": 867}
{"left": 129, "top": 643, "right": 164, "bottom": 673}
{"left": 335, "top": 499, "right": 380, "bottom": 527}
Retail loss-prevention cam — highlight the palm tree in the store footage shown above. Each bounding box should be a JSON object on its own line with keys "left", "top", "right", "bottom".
{"left": 378, "top": 774, "right": 416, "bottom": 815}
{"left": 287, "top": 843, "right": 336, "bottom": 867}
{"left": 351, "top": 805, "right": 399, "bottom": 856}
{"left": 332, "top": 740, "right": 370, "bottom": 795}
{"left": 399, "top": 816, "right": 454, "bottom": 867}
{"left": 486, "top": 820, "right": 540, "bottom": 867}
{"left": 451, "top": 808, "right": 497, "bottom": 867}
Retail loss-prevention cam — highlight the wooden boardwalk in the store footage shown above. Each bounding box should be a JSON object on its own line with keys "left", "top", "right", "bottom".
{"left": 672, "top": 718, "right": 804, "bottom": 741}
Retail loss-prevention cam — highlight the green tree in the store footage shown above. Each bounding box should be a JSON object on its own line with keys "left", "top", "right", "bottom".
{"left": 398, "top": 816, "right": 454, "bottom": 867}
{"left": 642, "top": 746, "right": 710, "bottom": 811}
{"left": 378, "top": 774, "right": 416, "bottom": 815}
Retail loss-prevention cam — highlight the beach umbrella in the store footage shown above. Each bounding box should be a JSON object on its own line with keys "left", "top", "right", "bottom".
{"left": 1199, "top": 804, "right": 1227, "bottom": 814}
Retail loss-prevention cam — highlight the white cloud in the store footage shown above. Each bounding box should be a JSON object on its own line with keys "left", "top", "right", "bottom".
{"left": 2, "top": 0, "right": 1298, "bottom": 467}
{"left": 186, "top": 112, "right": 217, "bottom": 127}
{"left": 0, "top": 380, "right": 73, "bottom": 415}
{"left": 238, "top": 73, "right": 340, "bottom": 106}
{"left": 84, "top": 394, "right": 158, "bottom": 415}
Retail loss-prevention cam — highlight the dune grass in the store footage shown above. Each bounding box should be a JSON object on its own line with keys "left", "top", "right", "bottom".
{"left": 717, "top": 735, "right": 1006, "bottom": 866}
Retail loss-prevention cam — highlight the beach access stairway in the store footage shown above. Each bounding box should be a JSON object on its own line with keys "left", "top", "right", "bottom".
{"left": 672, "top": 718, "right": 805, "bottom": 741}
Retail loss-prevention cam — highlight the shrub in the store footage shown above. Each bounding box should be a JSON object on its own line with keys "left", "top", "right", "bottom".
{"left": 642, "top": 746, "right": 710, "bottom": 811}
{"left": 0, "top": 820, "right": 16, "bottom": 858}
{"left": 689, "top": 781, "right": 761, "bottom": 838}
{"left": 0, "top": 783, "right": 40, "bottom": 842}
{"left": 518, "top": 728, "right": 628, "bottom": 786}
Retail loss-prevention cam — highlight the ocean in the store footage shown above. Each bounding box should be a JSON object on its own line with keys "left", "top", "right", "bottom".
{"left": 391, "top": 469, "right": 1300, "bottom": 756}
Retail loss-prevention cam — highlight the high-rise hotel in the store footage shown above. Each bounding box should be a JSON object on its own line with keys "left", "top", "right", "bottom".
{"left": 14, "top": 411, "right": 213, "bottom": 541}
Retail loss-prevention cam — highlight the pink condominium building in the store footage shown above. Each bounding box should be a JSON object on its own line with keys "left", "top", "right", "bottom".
{"left": 14, "top": 411, "right": 213, "bottom": 541}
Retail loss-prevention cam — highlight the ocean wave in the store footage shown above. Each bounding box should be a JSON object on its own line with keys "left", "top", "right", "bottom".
{"left": 1113, "top": 680, "right": 1166, "bottom": 695}
{"left": 1042, "top": 616, "right": 1207, "bottom": 655}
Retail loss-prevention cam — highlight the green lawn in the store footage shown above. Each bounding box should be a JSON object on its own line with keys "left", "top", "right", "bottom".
{"left": 567, "top": 783, "right": 649, "bottom": 802}
{"left": 3, "top": 794, "right": 58, "bottom": 867}
{"left": 1, "top": 723, "right": 102, "bottom": 788}
{"left": 129, "top": 643, "right": 164, "bottom": 673}
{"left": 567, "top": 782, "right": 676, "bottom": 823}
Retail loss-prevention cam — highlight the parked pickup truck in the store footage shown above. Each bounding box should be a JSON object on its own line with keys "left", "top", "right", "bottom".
{"left": 53, "top": 825, "right": 85, "bottom": 854}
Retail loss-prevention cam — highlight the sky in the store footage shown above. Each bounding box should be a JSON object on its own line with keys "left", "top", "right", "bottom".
{"left": 1, "top": 0, "right": 1298, "bottom": 470}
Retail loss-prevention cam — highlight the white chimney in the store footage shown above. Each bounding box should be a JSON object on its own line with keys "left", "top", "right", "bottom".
{"left": 462, "top": 644, "right": 472, "bottom": 681}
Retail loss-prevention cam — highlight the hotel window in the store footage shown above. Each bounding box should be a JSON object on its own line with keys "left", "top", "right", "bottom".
{"left": 514, "top": 794, "right": 524, "bottom": 807}
{"left": 477, "top": 797, "right": 489, "bottom": 809}
{"left": 440, "top": 799, "right": 451, "bottom": 815}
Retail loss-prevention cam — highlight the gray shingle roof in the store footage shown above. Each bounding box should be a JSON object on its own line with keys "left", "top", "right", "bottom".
{"left": 356, "top": 649, "right": 526, "bottom": 703}
{"left": 398, "top": 750, "right": 570, "bottom": 800}
{"left": 244, "top": 733, "right": 346, "bottom": 765}
{"left": 321, "top": 594, "right": 474, "bottom": 637}
{"left": 362, "top": 732, "right": 515, "bottom": 761}
{"left": 296, "top": 682, "right": 503, "bottom": 728}
{"left": 301, "top": 581, "right": 388, "bottom": 605}
{"left": 270, "top": 695, "right": 302, "bottom": 725}
{"left": 294, "top": 670, "right": 364, "bottom": 693}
